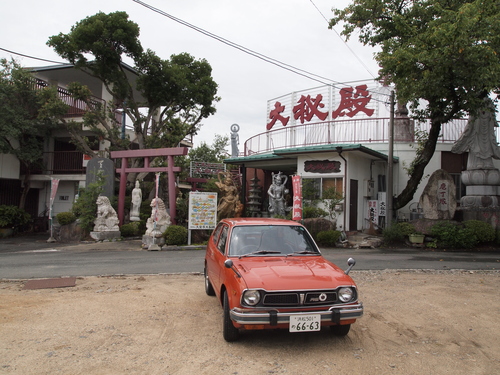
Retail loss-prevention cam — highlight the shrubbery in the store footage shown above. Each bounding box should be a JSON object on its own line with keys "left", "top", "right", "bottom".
{"left": 56, "top": 212, "right": 76, "bottom": 226}
{"left": 0, "top": 205, "right": 31, "bottom": 229}
{"left": 302, "top": 206, "right": 328, "bottom": 219}
{"left": 382, "top": 222, "right": 416, "bottom": 245}
{"left": 120, "top": 222, "right": 141, "bottom": 237}
{"left": 430, "top": 222, "right": 478, "bottom": 249}
{"left": 316, "top": 230, "right": 341, "bottom": 247}
{"left": 164, "top": 225, "right": 188, "bottom": 246}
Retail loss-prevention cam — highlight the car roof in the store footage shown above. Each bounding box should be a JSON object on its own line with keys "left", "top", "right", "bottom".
{"left": 219, "top": 217, "right": 303, "bottom": 226}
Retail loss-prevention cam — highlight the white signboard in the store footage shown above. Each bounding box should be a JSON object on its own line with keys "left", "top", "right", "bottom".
{"left": 378, "top": 192, "right": 386, "bottom": 217}
{"left": 368, "top": 200, "right": 378, "bottom": 224}
{"left": 188, "top": 192, "right": 218, "bottom": 230}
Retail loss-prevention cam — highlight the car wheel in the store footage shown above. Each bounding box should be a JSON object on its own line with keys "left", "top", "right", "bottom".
{"left": 223, "top": 291, "right": 240, "bottom": 342}
{"left": 330, "top": 324, "right": 351, "bottom": 336}
{"left": 204, "top": 267, "right": 215, "bottom": 296}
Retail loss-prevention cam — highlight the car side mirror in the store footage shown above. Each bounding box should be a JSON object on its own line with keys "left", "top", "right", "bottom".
{"left": 345, "top": 258, "right": 356, "bottom": 275}
{"left": 225, "top": 259, "right": 241, "bottom": 278}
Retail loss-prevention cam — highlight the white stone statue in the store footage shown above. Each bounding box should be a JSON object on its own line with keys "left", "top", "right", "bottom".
{"left": 130, "top": 180, "right": 142, "bottom": 222}
{"left": 452, "top": 98, "right": 500, "bottom": 169}
{"left": 93, "top": 196, "right": 120, "bottom": 232}
{"left": 145, "top": 198, "right": 171, "bottom": 237}
{"left": 230, "top": 123, "right": 240, "bottom": 158}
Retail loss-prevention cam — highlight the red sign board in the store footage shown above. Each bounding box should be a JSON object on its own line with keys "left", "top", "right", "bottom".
{"left": 292, "top": 175, "right": 303, "bottom": 221}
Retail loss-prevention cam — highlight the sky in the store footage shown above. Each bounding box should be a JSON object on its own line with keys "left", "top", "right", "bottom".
{"left": 0, "top": 0, "right": 381, "bottom": 150}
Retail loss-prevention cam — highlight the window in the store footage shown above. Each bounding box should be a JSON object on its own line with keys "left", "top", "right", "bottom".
{"left": 303, "top": 178, "right": 343, "bottom": 200}
{"left": 217, "top": 225, "right": 229, "bottom": 254}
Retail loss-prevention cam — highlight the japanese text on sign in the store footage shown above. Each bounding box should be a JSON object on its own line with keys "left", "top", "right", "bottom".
{"left": 292, "top": 175, "right": 303, "bottom": 221}
{"left": 267, "top": 85, "right": 375, "bottom": 130}
{"left": 188, "top": 192, "right": 218, "bottom": 230}
{"left": 437, "top": 180, "right": 449, "bottom": 211}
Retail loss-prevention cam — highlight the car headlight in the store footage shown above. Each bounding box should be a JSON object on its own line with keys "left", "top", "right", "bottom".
{"left": 242, "top": 290, "right": 261, "bottom": 306}
{"left": 338, "top": 287, "right": 355, "bottom": 303}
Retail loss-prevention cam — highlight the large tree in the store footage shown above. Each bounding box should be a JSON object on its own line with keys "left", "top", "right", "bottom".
{"left": 0, "top": 59, "right": 68, "bottom": 209}
{"left": 330, "top": 0, "right": 500, "bottom": 209}
{"left": 47, "top": 11, "right": 219, "bottom": 163}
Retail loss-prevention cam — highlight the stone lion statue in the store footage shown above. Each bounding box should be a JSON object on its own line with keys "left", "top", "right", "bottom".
{"left": 145, "top": 198, "right": 171, "bottom": 237}
{"left": 93, "top": 196, "right": 120, "bottom": 232}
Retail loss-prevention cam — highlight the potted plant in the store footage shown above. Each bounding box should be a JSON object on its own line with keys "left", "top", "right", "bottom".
{"left": 0, "top": 205, "right": 31, "bottom": 237}
{"left": 409, "top": 232, "right": 425, "bottom": 244}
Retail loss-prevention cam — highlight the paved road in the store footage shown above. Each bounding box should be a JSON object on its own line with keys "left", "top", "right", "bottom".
{"left": 0, "top": 234, "right": 498, "bottom": 279}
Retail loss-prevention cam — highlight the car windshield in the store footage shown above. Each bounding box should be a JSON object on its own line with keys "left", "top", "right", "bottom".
{"left": 228, "top": 225, "right": 320, "bottom": 257}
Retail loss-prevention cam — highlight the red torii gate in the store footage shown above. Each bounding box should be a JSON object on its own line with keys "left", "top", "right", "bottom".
{"left": 110, "top": 147, "right": 188, "bottom": 226}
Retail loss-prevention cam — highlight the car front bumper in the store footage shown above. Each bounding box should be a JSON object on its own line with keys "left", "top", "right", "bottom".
{"left": 230, "top": 302, "right": 363, "bottom": 326}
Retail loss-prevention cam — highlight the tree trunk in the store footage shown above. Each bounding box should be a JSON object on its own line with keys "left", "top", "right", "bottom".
{"left": 394, "top": 119, "right": 443, "bottom": 210}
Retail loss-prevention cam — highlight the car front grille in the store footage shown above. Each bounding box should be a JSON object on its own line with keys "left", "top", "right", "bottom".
{"left": 262, "top": 291, "right": 337, "bottom": 307}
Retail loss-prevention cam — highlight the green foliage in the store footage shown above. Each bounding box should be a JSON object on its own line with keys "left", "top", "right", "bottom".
{"left": 322, "top": 186, "right": 344, "bottom": 221}
{"left": 71, "top": 177, "right": 105, "bottom": 232}
{"left": 120, "top": 222, "right": 141, "bottom": 237}
{"left": 188, "top": 134, "right": 229, "bottom": 163}
{"left": 56, "top": 212, "right": 76, "bottom": 226}
{"left": 316, "top": 230, "right": 341, "bottom": 247}
{"left": 164, "top": 225, "right": 188, "bottom": 246}
{"left": 330, "top": 0, "right": 500, "bottom": 209}
{"left": 302, "top": 218, "right": 335, "bottom": 240}
{"left": 463, "top": 220, "right": 495, "bottom": 243}
{"left": 302, "top": 206, "right": 328, "bottom": 219}
{"left": 430, "top": 222, "right": 478, "bottom": 249}
{"left": 0, "top": 205, "right": 31, "bottom": 228}
{"left": 0, "top": 59, "right": 68, "bottom": 175}
{"left": 47, "top": 11, "right": 219, "bottom": 155}
{"left": 382, "top": 222, "right": 416, "bottom": 245}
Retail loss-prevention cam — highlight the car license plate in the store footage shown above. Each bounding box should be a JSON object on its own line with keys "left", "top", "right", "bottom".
{"left": 289, "top": 314, "right": 321, "bottom": 332}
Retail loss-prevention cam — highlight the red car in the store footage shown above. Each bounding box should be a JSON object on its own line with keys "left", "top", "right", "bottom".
{"left": 204, "top": 218, "right": 363, "bottom": 341}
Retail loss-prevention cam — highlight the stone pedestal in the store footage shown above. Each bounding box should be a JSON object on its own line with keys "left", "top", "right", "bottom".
{"left": 460, "top": 207, "right": 500, "bottom": 230}
{"left": 90, "top": 231, "right": 121, "bottom": 241}
{"left": 142, "top": 235, "right": 165, "bottom": 249}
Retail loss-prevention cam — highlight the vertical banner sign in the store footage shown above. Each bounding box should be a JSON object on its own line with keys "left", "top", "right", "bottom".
{"left": 378, "top": 192, "right": 386, "bottom": 217}
{"left": 188, "top": 192, "right": 218, "bottom": 230}
{"left": 368, "top": 200, "right": 378, "bottom": 224}
{"left": 49, "top": 178, "right": 60, "bottom": 218}
{"left": 291, "top": 175, "right": 303, "bottom": 221}
{"left": 154, "top": 173, "right": 160, "bottom": 221}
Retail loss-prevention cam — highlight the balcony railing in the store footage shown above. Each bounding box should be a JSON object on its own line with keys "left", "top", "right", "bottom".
{"left": 244, "top": 118, "right": 471, "bottom": 156}
{"left": 35, "top": 78, "right": 122, "bottom": 126}
{"left": 21, "top": 151, "right": 86, "bottom": 175}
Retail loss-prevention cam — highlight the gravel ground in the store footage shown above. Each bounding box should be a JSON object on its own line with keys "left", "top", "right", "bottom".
{"left": 1, "top": 270, "right": 499, "bottom": 375}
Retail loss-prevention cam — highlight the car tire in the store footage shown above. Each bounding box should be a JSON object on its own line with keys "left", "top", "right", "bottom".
{"left": 204, "top": 267, "right": 215, "bottom": 296}
{"left": 330, "top": 324, "right": 351, "bottom": 336}
{"left": 223, "top": 291, "right": 240, "bottom": 342}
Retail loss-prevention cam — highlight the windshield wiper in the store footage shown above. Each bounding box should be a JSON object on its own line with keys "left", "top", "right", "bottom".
{"left": 287, "top": 250, "right": 319, "bottom": 256}
{"left": 239, "top": 250, "right": 282, "bottom": 258}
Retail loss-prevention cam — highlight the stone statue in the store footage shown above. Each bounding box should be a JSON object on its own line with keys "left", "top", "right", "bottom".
{"left": 130, "top": 180, "right": 142, "bottom": 222}
{"left": 268, "top": 171, "right": 289, "bottom": 217}
{"left": 145, "top": 198, "right": 171, "bottom": 237}
{"left": 230, "top": 124, "right": 240, "bottom": 158}
{"left": 452, "top": 98, "right": 500, "bottom": 169}
{"left": 93, "top": 196, "right": 120, "bottom": 232}
{"left": 216, "top": 171, "right": 240, "bottom": 220}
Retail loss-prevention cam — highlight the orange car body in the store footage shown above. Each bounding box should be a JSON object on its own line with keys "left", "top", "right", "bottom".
{"left": 204, "top": 218, "right": 363, "bottom": 341}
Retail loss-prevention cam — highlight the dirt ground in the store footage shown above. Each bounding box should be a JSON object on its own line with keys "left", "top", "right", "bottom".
{"left": 0, "top": 270, "right": 499, "bottom": 375}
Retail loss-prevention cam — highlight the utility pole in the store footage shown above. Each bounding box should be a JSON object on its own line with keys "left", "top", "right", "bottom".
{"left": 386, "top": 90, "right": 395, "bottom": 228}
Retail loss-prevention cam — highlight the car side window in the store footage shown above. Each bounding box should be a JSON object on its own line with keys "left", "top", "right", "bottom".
{"left": 212, "top": 224, "right": 223, "bottom": 245}
{"left": 217, "top": 225, "right": 229, "bottom": 254}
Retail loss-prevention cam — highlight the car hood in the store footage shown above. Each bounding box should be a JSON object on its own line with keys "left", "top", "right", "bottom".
{"left": 234, "top": 256, "right": 355, "bottom": 290}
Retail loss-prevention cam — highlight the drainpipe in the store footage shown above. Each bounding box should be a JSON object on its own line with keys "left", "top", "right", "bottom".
{"left": 336, "top": 147, "right": 347, "bottom": 231}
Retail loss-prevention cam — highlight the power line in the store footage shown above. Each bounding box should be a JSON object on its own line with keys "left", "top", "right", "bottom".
{"left": 308, "top": 0, "right": 377, "bottom": 79}
{"left": 132, "top": 0, "right": 390, "bottom": 103}
{"left": 133, "top": 0, "right": 351, "bottom": 89}
{"left": 0, "top": 47, "right": 70, "bottom": 65}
